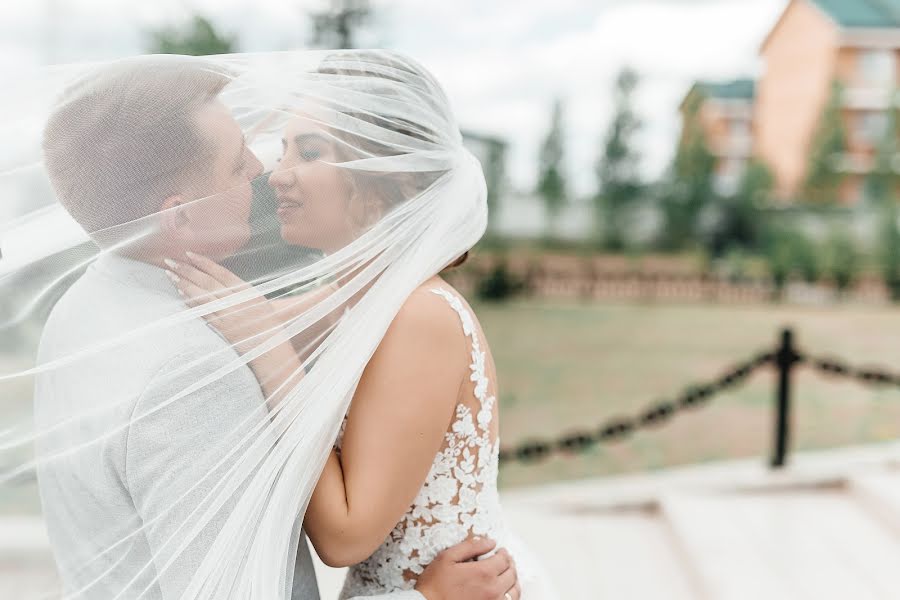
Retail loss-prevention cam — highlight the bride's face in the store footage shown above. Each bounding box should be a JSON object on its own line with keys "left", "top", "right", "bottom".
{"left": 268, "top": 112, "right": 362, "bottom": 253}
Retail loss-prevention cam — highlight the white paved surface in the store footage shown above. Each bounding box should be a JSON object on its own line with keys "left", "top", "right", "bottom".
{"left": 4, "top": 439, "right": 900, "bottom": 599}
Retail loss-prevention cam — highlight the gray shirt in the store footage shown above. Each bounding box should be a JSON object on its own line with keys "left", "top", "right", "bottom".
{"left": 34, "top": 253, "right": 422, "bottom": 600}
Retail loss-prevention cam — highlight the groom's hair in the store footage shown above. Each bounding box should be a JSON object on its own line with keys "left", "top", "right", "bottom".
{"left": 42, "top": 57, "right": 230, "bottom": 235}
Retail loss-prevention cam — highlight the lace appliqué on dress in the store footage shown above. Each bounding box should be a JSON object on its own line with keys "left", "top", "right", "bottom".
{"left": 337, "top": 287, "right": 505, "bottom": 597}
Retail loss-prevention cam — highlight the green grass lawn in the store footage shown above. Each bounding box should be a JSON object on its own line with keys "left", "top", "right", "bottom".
{"left": 474, "top": 297, "right": 900, "bottom": 489}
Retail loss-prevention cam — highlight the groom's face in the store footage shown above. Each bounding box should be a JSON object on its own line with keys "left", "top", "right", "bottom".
{"left": 167, "top": 100, "right": 264, "bottom": 260}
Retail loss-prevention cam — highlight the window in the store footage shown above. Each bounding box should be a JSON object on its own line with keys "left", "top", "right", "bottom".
{"left": 714, "top": 158, "right": 746, "bottom": 195}
{"left": 854, "top": 111, "right": 889, "bottom": 145}
{"left": 729, "top": 118, "right": 752, "bottom": 153}
{"left": 858, "top": 49, "right": 895, "bottom": 86}
{"left": 730, "top": 118, "right": 751, "bottom": 139}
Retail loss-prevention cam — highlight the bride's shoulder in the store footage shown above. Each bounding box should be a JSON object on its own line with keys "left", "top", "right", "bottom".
{"left": 387, "top": 277, "right": 466, "bottom": 346}
{"left": 407, "top": 276, "right": 467, "bottom": 317}
{"left": 369, "top": 278, "right": 468, "bottom": 380}
{"left": 401, "top": 276, "right": 456, "bottom": 317}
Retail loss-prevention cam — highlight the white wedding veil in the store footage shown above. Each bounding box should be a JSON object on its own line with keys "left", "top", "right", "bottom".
{"left": 0, "top": 49, "right": 487, "bottom": 599}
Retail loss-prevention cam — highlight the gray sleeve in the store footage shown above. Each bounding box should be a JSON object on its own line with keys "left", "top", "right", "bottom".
{"left": 125, "top": 344, "right": 319, "bottom": 599}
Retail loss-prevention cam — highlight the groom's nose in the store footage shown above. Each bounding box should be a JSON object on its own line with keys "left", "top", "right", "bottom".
{"left": 248, "top": 153, "right": 264, "bottom": 180}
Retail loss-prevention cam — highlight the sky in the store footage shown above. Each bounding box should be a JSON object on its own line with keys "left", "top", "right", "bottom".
{"left": 0, "top": 0, "right": 788, "bottom": 197}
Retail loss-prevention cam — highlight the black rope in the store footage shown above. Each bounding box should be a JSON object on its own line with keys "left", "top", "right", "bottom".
{"left": 806, "top": 355, "right": 900, "bottom": 387}
{"left": 499, "top": 344, "right": 900, "bottom": 466}
{"left": 499, "top": 349, "right": 774, "bottom": 465}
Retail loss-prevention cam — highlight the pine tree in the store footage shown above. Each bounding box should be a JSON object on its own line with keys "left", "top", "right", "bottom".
{"left": 536, "top": 98, "right": 568, "bottom": 235}
{"left": 596, "top": 68, "right": 643, "bottom": 251}
{"left": 659, "top": 93, "right": 716, "bottom": 250}
{"left": 309, "top": 0, "right": 372, "bottom": 49}
{"left": 802, "top": 80, "right": 847, "bottom": 204}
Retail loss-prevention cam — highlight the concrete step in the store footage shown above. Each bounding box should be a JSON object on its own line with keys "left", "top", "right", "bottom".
{"left": 848, "top": 470, "right": 900, "bottom": 538}
{"left": 660, "top": 487, "right": 900, "bottom": 600}
{"left": 501, "top": 504, "right": 699, "bottom": 600}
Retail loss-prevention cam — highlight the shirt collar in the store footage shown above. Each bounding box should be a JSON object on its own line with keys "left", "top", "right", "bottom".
{"left": 89, "top": 252, "right": 178, "bottom": 298}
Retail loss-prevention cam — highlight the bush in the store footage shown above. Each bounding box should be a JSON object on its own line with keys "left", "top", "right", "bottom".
{"left": 762, "top": 227, "right": 825, "bottom": 300}
{"left": 475, "top": 259, "right": 525, "bottom": 301}
{"left": 793, "top": 235, "right": 821, "bottom": 283}
{"left": 721, "top": 245, "right": 750, "bottom": 284}
{"left": 823, "top": 227, "right": 860, "bottom": 298}
{"left": 763, "top": 228, "right": 796, "bottom": 301}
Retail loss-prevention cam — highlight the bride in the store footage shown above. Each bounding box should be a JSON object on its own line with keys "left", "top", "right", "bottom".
{"left": 164, "top": 50, "right": 557, "bottom": 599}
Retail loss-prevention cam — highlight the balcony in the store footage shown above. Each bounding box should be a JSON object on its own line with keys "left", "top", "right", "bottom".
{"left": 841, "top": 86, "right": 895, "bottom": 111}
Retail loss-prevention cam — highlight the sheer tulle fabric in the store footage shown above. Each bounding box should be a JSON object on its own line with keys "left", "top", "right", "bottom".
{"left": 0, "top": 49, "right": 487, "bottom": 599}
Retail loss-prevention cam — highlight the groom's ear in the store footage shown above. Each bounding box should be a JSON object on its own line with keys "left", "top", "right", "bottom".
{"left": 159, "top": 194, "right": 190, "bottom": 234}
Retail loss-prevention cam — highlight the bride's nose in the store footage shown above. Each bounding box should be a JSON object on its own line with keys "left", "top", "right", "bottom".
{"left": 268, "top": 165, "right": 295, "bottom": 191}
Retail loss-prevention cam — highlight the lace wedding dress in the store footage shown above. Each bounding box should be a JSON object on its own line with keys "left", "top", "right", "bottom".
{"left": 336, "top": 286, "right": 557, "bottom": 599}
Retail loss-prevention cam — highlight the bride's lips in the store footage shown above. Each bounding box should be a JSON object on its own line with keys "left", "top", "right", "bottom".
{"left": 276, "top": 197, "right": 304, "bottom": 220}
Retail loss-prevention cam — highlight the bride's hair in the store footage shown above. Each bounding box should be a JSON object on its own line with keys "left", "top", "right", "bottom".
{"left": 441, "top": 250, "right": 469, "bottom": 271}
{"left": 315, "top": 50, "right": 473, "bottom": 273}
{"left": 315, "top": 51, "right": 450, "bottom": 214}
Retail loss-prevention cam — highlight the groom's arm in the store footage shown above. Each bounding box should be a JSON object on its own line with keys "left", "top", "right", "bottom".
{"left": 347, "top": 537, "right": 519, "bottom": 600}
{"left": 125, "top": 344, "right": 282, "bottom": 599}
{"left": 347, "top": 593, "right": 423, "bottom": 600}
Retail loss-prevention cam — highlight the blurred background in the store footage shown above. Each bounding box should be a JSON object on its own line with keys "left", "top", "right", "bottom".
{"left": 6, "top": 1, "right": 900, "bottom": 598}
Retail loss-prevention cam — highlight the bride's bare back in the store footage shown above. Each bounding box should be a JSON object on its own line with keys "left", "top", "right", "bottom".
{"left": 336, "top": 279, "right": 504, "bottom": 595}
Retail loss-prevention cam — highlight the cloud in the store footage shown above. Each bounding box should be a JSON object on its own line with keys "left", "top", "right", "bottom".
{"left": 0, "top": 0, "right": 788, "bottom": 198}
{"left": 385, "top": 0, "right": 786, "bottom": 194}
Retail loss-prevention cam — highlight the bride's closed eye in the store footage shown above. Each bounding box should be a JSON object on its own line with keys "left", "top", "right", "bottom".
{"left": 299, "top": 147, "right": 321, "bottom": 161}
{"left": 275, "top": 147, "right": 322, "bottom": 163}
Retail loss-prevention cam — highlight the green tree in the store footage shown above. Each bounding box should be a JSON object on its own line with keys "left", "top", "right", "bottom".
{"left": 596, "top": 67, "right": 643, "bottom": 251}
{"left": 823, "top": 227, "right": 860, "bottom": 299}
{"left": 149, "top": 15, "right": 236, "bottom": 56}
{"left": 310, "top": 0, "right": 373, "bottom": 49}
{"left": 879, "top": 201, "right": 900, "bottom": 301}
{"left": 802, "top": 80, "right": 847, "bottom": 204}
{"left": 868, "top": 98, "right": 900, "bottom": 300}
{"left": 536, "top": 98, "right": 568, "bottom": 234}
{"left": 710, "top": 160, "right": 773, "bottom": 255}
{"left": 659, "top": 93, "right": 716, "bottom": 250}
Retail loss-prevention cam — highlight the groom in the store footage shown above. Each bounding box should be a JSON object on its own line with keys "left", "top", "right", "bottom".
{"left": 34, "top": 57, "right": 517, "bottom": 600}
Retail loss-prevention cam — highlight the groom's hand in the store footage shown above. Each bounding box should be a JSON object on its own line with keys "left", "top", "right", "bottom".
{"left": 415, "top": 537, "right": 520, "bottom": 600}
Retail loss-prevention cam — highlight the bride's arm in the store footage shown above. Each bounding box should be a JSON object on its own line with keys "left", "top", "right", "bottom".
{"left": 168, "top": 255, "right": 466, "bottom": 564}
{"left": 303, "top": 287, "right": 467, "bottom": 567}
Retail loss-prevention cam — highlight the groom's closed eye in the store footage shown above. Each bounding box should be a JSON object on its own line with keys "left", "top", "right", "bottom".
{"left": 233, "top": 137, "right": 247, "bottom": 174}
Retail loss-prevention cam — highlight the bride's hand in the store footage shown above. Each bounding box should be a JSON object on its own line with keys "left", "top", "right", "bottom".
{"left": 164, "top": 252, "right": 282, "bottom": 355}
